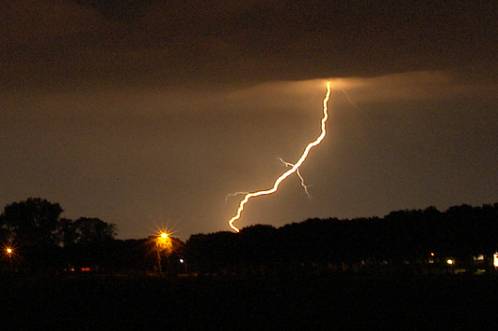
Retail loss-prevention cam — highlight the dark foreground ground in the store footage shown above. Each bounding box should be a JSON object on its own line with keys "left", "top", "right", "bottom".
{"left": 1, "top": 274, "right": 498, "bottom": 330}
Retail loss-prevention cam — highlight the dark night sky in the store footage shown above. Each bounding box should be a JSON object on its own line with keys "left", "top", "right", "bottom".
{"left": 1, "top": 1, "right": 497, "bottom": 238}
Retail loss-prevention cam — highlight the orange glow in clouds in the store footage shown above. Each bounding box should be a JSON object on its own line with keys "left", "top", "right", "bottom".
{"left": 227, "top": 82, "right": 332, "bottom": 232}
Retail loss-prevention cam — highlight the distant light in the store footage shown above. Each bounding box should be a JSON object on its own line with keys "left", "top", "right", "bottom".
{"left": 429, "top": 252, "right": 435, "bottom": 257}
{"left": 81, "top": 267, "right": 91, "bottom": 272}
{"left": 446, "top": 258, "right": 455, "bottom": 265}
{"left": 493, "top": 253, "right": 498, "bottom": 268}
{"left": 5, "top": 247, "right": 13, "bottom": 256}
{"left": 179, "top": 258, "right": 184, "bottom": 264}
{"left": 475, "top": 254, "right": 485, "bottom": 261}
{"left": 475, "top": 269, "right": 486, "bottom": 275}
{"left": 155, "top": 230, "right": 173, "bottom": 252}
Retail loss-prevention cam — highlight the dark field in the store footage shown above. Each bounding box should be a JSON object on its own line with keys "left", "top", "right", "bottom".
{"left": 2, "top": 274, "right": 498, "bottom": 330}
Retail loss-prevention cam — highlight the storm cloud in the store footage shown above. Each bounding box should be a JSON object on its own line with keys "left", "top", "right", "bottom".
{"left": 1, "top": 1, "right": 497, "bottom": 238}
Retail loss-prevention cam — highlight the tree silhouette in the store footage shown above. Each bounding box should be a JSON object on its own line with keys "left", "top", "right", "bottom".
{"left": 71, "top": 217, "right": 117, "bottom": 244}
{"left": 1, "top": 197, "right": 496, "bottom": 275}
{"left": 57, "top": 218, "right": 78, "bottom": 248}
{"left": 1, "top": 198, "right": 63, "bottom": 248}
{"left": 185, "top": 203, "right": 498, "bottom": 275}
{"left": 0, "top": 198, "right": 64, "bottom": 271}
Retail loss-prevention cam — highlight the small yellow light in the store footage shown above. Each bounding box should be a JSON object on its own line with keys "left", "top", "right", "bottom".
{"left": 446, "top": 258, "right": 455, "bottom": 265}
{"left": 429, "top": 252, "right": 435, "bottom": 257}
{"left": 493, "top": 253, "right": 498, "bottom": 268}
{"left": 155, "top": 230, "right": 173, "bottom": 252}
{"left": 5, "top": 247, "right": 13, "bottom": 255}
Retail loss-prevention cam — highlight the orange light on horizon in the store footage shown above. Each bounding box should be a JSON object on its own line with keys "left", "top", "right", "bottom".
{"left": 227, "top": 82, "right": 332, "bottom": 232}
{"left": 156, "top": 230, "right": 173, "bottom": 252}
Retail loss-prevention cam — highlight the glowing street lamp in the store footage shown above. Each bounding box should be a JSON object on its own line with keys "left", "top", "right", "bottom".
{"left": 156, "top": 231, "right": 173, "bottom": 251}
{"left": 155, "top": 230, "right": 172, "bottom": 275}
{"left": 4, "top": 246, "right": 14, "bottom": 271}
{"left": 4, "top": 246, "right": 14, "bottom": 264}
{"left": 158, "top": 231, "right": 169, "bottom": 245}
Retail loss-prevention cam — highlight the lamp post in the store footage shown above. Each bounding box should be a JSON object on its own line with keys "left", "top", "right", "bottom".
{"left": 155, "top": 231, "right": 172, "bottom": 276}
{"left": 4, "top": 247, "right": 14, "bottom": 272}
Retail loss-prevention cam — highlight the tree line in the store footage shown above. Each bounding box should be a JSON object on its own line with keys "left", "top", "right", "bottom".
{"left": 0, "top": 198, "right": 163, "bottom": 273}
{"left": 185, "top": 203, "right": 498, "bottom": 275}
{"left": 1, "top": 197, "right": 497, "bottom": 275}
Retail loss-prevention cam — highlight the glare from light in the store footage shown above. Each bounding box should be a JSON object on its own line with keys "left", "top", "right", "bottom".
{"left": 5, "top": 247, "right": 13, "bottom": 256}
{"left": 493, "top": 252, "right": 498, "bottom": 268}
{"left": 156, "top": 230, "right": 173, "bottom": 252}
{"left": 446, "top": 258, "right": 455, "bottom": 265}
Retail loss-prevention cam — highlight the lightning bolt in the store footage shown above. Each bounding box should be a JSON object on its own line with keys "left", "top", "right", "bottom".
{"left": 227, "top": 82, "right": 332, "bottom": 232}
{"left": 225, "top": 191, "right": 249, "bottom": 203}
{"left": 278, "top": 157, "right": 311, "bottom": 199}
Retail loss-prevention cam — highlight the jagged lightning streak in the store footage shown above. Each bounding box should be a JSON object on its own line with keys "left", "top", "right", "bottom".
{"left": 228, "top": 82, "right": 332, "bottom": 232}
{"left": 278, "top": 157, "right": 311, "bottom": 199}
{"left": 225, "top": 157, "right": 311, "bottom": 202}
